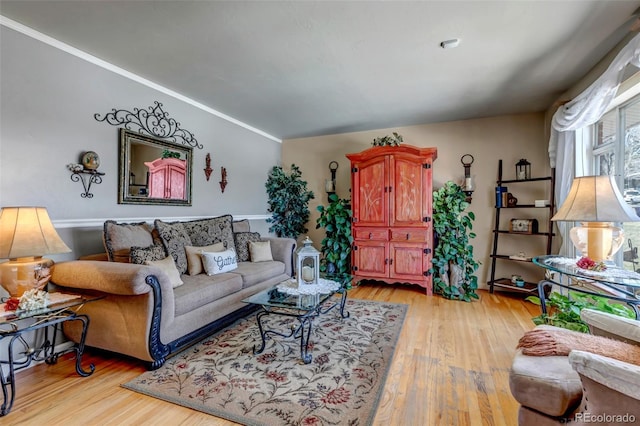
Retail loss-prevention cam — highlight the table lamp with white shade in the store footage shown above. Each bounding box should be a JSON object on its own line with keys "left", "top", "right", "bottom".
{"left": 551, "top": 176, "right": 640, "bottom": 261}
{"left": 0, "top": 206, "right": 71, "bottom": 297}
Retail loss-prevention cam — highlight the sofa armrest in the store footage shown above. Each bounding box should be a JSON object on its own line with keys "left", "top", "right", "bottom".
{"left": 569, "top": 350, "right": 640, "bottom": 400}
{"left": 51, "top": 260, "right": 168, "bottom": 296}
{"left": 580, "top": 309, "right": 640, "bottom": 345}
{"left": 261, "top": 237, "right": 296, "bottom": 277}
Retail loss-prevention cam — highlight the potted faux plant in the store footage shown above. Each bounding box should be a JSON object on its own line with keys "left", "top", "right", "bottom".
{"left": 372, "top": 132, "right": 403, "bottom": 147}
{"left": 316, "top": 194, "right": 353, "bottom": 288}
{"left": 430, "top": 181, "right": 479, "bottom": 301}
{"left": 265, "top": 164, "right": 315, "bottom": 239}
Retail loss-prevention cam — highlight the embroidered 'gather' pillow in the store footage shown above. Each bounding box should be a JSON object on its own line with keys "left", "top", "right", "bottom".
{"left": 201, "top": 249, "right": 238, "bottom": 275}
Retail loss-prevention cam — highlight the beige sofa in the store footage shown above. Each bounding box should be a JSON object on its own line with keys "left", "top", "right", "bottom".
{"left": 50, "top": 215, "right": 296, "bottom": 369}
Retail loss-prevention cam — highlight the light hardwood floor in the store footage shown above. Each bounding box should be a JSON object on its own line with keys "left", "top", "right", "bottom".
{"left": 4, "top": 285, "right": 540, "bottom": 425}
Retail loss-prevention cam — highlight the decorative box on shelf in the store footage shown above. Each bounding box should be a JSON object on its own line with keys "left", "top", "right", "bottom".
{"left": 509, "top": 218, "right": 538, "bottom": 234}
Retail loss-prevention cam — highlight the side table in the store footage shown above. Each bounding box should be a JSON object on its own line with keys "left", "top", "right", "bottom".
{"left": 532, "top": 255, "right": 640, "bottom": 319}
{"left": 0, "top": 292, "right": 100, "bottom": 416}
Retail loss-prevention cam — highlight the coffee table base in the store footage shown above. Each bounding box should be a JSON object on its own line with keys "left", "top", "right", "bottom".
{"left": 252, "top": 289, "right": 349, "bottom": 364}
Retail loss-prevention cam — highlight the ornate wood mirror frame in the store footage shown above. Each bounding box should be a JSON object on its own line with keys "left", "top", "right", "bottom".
{"left": 118, "top": 129, "right": 193, "bottom": 205}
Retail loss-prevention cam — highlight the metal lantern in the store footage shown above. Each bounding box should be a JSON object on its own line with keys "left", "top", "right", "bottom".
{"left": 516, "top": 158, "right": 531, "bottom": 180}
{"left": 296, "top": 236, "right": 320, "bottom": 286}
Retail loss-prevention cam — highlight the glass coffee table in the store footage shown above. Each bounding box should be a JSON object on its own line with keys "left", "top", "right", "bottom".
{"left": 242, "top": 278, "right": 349, "bottom": 364}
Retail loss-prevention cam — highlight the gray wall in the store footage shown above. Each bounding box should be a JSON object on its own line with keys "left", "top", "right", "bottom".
{"left": 0, "top": 27, "right": 280, "bottom": 260}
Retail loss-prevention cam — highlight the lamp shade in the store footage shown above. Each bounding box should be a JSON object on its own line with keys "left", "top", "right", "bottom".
{"left": 0, "top": 207, "right": 71, "bottom": 259}
{"left": 551, "top": 176, "right": 640, "bottom": 223}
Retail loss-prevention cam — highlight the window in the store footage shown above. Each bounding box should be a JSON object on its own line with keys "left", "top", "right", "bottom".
{"left": 592, "top": 94, "right": 640, "bottom": 271}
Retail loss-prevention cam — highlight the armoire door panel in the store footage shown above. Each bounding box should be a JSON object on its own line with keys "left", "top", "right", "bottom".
{"left": 352, "top": 156, "right": 388, "bottom": 227}
{"left": 390, "top": 243, "right": 428, "bottom": 281}
{"left": 353, "top": 241, "right": 388, "bottom": 277}
{"left": 390, "top": 156, "right": 429, "bottom": 227}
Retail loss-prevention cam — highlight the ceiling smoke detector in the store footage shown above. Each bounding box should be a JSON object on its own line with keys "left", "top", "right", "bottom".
{"left": 440, "top": 39, "right": 460, "bottom": 49}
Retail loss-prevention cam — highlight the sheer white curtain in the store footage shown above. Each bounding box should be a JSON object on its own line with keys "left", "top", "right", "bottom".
{"left": 548, "top": 33, "right": 640, "bottom": 256}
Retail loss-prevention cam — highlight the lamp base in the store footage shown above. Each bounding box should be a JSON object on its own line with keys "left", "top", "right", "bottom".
{"left": 569, "top": 222, "right": 624, "bottom": 262}
{"left": 0, "top": 257, "right": 53, "bottom": 298}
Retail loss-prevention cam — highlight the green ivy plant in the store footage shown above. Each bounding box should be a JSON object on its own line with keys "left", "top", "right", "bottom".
{"left": 526, "top": 292, "right": 635, "bottom": 333}
{"left": 265, "top": 164, "right": 315, "bottom": 238}
{"left": 316, "top": 194, "right": 353, "bottom": 288}
{"left": 430, "top": 181, "right": 479, "bottom": 301}
{"left": 372, "top": 132, "right": 403, "bottom": 147}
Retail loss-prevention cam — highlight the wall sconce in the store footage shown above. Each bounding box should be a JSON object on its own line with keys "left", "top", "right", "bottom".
{"left": 325, "top": 161, "right": 339, "bottom": 197}
{"left": 461, "top": 154, "right": 474, "bottom": 202}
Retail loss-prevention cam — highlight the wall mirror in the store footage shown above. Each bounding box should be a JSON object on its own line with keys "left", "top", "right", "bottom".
{"left": 118, "top": 128, "right": 193, "bottom": 205}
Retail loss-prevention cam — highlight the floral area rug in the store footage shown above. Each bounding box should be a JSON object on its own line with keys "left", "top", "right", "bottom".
{"left": 122, "top": 298, "right": 407, "bottom": 425}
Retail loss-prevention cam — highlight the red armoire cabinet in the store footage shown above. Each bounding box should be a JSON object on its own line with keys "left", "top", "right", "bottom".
{"left": 346, "top": 145, "right": 437, "bottom": 293}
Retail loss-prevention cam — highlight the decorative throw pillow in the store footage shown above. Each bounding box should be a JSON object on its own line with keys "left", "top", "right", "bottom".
{"left": 154, "top": 220, "right": 193, "bottom": 274}
{"left": 144, "top": 256, "right": 184, "bottom": 288}
{"left": 233, "top": 232, "right": 262, "bottom": 262}
{"left": 249, "top": 241, "right": 273, "bottom": 262}
{"left": 201, "top": 249, "right": 238, "bottom": 275}
{"left": 184, "top": 242, "right": 225, "bottom": 275}
{"left": 130, "top": 244, "right": 167, "bottom": 265}
{"left": 103, "top": 220, "right": 154, "bottom": 262}
{"left": 232, "top": 219, "right": 251, "bottom": 233}
{"left": 181, "top": 215, "right": 235, "bottom": 251}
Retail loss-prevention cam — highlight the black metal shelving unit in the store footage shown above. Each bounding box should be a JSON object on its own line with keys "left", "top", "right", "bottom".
{"left": 488, "top": 160, "right": 556, "bottom": 293}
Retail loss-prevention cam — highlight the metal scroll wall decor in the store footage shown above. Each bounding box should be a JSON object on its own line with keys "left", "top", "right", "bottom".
{"left": 94, "top": 101, "right": 203, "bottom": 149}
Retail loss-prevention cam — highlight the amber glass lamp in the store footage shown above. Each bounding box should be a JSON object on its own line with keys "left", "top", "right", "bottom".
{"left": 0, "top": 207, "right": 71, "bottom": 297}
{"left": 551, "top": 176, "right": 640, "bottom": 261}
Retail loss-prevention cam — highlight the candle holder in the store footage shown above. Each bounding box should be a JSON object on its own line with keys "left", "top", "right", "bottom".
{"left": 296, "top": 236, "right": 320, "bottom": 286}
{"left": 326, "top": 161, "right": 339, "bottom": 198}
{"left": 460, "top": 154, "right": 474, "bottom": 203}
{"left": 516, "top": 159, "right": 531, "bottom": 180}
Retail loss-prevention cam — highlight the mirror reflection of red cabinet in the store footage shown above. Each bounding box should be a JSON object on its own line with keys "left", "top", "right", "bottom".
{"left": 145, "top": 158, "right": 186, "bottom": 199}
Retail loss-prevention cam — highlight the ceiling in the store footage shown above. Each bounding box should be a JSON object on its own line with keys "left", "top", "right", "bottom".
{"left": 1, "top": 1, "right": 640, "bottom": 140}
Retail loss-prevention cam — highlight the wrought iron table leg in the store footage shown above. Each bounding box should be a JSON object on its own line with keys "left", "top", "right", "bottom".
{"left": 299, "top": 317, "right": 313, "bottom": 364}
{"left": 339, "top": 289, "right": 350, "bottom": 318}
{"left": 72, "top": 315, "right": 95, "bottom": 376}
{"left": 537, "top": 280, "right": 551, "bottom": 314}
{"left": 253, "top": 310, "right": 270, "bottom": 355}
{"left": 0, "top": 336, "right": 19, "bottom": 416}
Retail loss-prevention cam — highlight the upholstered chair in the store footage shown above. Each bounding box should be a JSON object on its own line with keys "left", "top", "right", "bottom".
{"left": 509, "top": 309, "right": 640, "bottom": 425}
